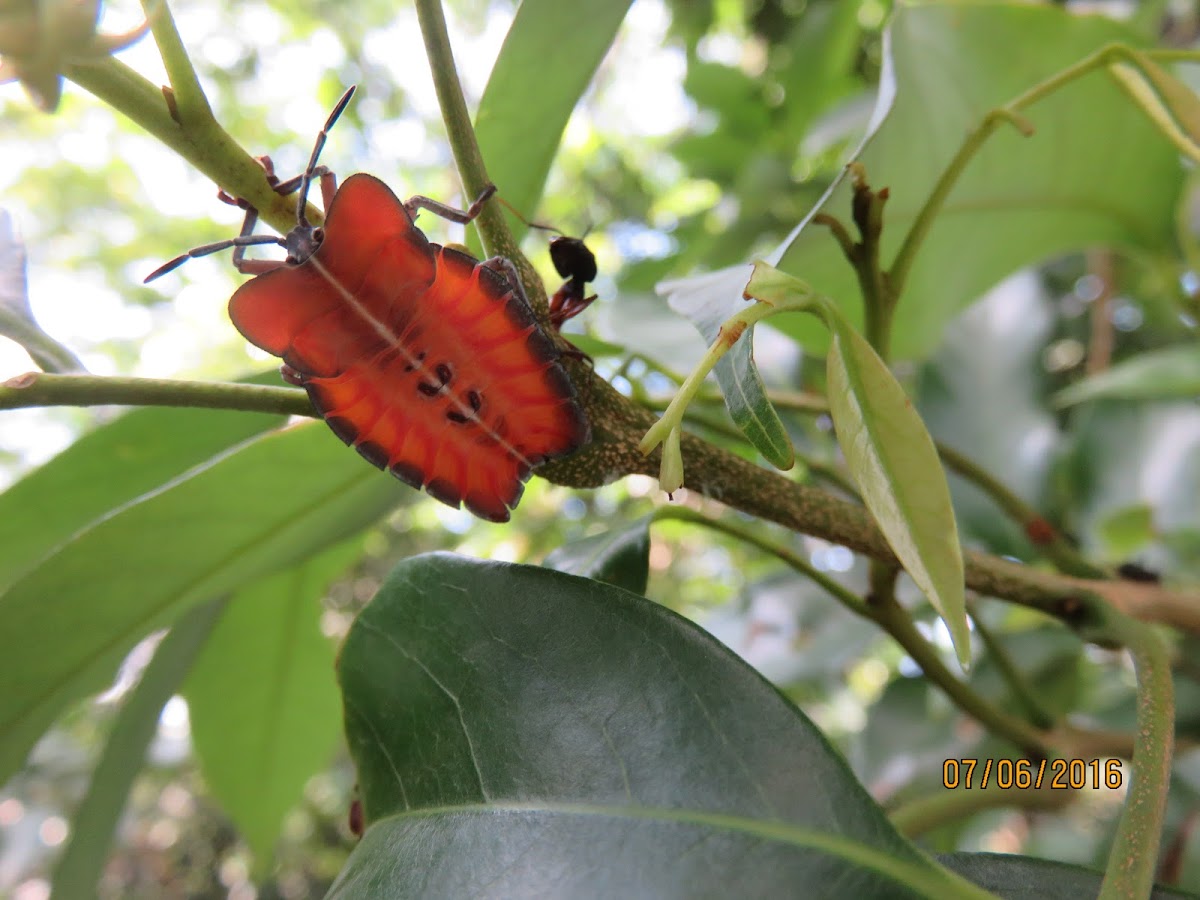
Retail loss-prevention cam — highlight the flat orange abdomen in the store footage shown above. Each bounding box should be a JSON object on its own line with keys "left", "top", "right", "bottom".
{"left": 228, "top": 174, "right": 589, "bottom": 521}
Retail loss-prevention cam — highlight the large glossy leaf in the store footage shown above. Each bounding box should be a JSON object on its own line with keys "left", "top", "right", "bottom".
{"left": 543, "top": 520, "right": 650, "bottom": 594}
{"left": 938, "top": 852, "right": 1194, "bottom": 899}
{"left": 1052, "top": 345, "right": 1200, "bottom": 407}
{"left": 0, "top": 421, "right": 402, "bottom": 785}
{"left": 331, "top": 554, "right": 985, "bottom": 898}
{"left": 663, "top": 2, "right": 1185, "bottom": 362}
{"left": 473, "top": 0, "right": 634, "bottom": 247}
{"left": 0, "top": 374, "right": 286, "bottom": 592}
{"left": 184, "top": 541, "right": 360, "bottom": 867}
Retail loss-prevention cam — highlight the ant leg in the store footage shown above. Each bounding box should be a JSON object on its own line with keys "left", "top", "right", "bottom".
{"left": 404, "top": 183, "right": 497, "bottom": 225}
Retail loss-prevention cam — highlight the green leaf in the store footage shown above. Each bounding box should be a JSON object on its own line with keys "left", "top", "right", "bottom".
{"left": 665, "top": 267, "right": 795, "bottom": 469}
{"left": 667, "top": 3, "right": 1185, "bottom": 361}
{"left": 50, "top": 599, "right": 226, "bottom": 899}
{"left": 543, "top": 520, "right": 650, "bottom": 594}
{"left": 472, "top": 0, "right": 634, "bottom": 249}
{"left": 0, "top": 373, "right": 286, "bottom": 592}
{"left": 823, "top": 309, "right": 968, "bottom": 666}
{"left": 1052, "top": 345, "right": 1200, "bottom": 407}
{"left": 185, "top": 542, "right": 359, "bottom": 868}
{"left": 332, "top": 554, "right": 987, "bottom": 898}
{"left": 0, "top": 422, "right": 401, "bottom": 785}
{"left": 1108, "top": 51, "right": 1200, "bottom": 162}
{"left": 742, "top": 262, "right": 967, "bottom": 664}
{"left": 1097, "top": 504, "right": 1157, "bottom": 559}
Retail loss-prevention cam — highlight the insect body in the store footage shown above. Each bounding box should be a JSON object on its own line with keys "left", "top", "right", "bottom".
{"left": 547, "top": 235, "right": 598, "bottom": 329}
{"left": 148, "top": 88, "right": 589, "bottom": 522}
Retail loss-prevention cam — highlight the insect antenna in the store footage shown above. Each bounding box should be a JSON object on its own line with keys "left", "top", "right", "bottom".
{"left": 296, "top": 85, "right": 357, "bottom": 229}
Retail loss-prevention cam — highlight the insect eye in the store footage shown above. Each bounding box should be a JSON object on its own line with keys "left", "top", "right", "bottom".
{"left": 312, "top": 227, "right": 325, "bottom": 243}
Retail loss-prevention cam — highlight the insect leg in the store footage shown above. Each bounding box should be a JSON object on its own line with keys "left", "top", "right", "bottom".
{"left": 404, "top": 184, "right": 498, "bottom": 225}
{"left": 144, "top": 234, "right": 286, "bottom": 282}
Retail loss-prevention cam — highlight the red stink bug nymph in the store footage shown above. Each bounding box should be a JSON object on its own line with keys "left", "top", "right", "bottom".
{"left": 147, "top": 86, "right": 590, "bottom": 522}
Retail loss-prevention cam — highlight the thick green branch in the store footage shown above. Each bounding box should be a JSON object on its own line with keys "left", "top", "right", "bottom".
{"left": 7, "top": 372, "right": 1199, "bottom": 646}
{"left": 66, "top": 59, "right": 316, "bottom": 237}
{"left": 1096, "top": 614, "right": 1174, "bottom": 900}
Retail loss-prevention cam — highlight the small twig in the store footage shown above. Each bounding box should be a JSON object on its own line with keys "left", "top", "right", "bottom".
{"left": 0, "top": 372, "right": 312, "bottom": 417}
{"left": 653, "top": 507, "right": 1045, "bottom": 757}
{"left": 1085, "top": 250, "right": 1116, "bottom": 376}
{"left": 890, "top": 780, "right": 1071, "bottom": 839}
{"left": 936, "top": 442, "right": 1107, "bottom": 579}
{"left": 66, "top": 59, "right": 303, "bottom": 234}
{"left": 969, "top": 608, "right": 1057, "bottom": 729}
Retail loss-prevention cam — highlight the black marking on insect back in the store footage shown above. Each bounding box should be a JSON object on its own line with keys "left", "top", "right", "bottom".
{"left": 446, "top": 408, "right": 470, "bottom": 425}
{"left": 390, "top": 461, "right": 424, "bottom": 489}
{"left": 416, "top": 381, "right": 441, "bottom": 397}
{"left": 435, "top": 363, "right": 452, "bottom": 384}
{"left": 402, "top": 349, "right": 427, "bottom": 373}
{"left": 426, "top": 477, "right": 462, "bottom": 508}
{"left": 356, "top": 440, "right": 390, "bottom": 470}
{"left": 467, "top": 390, "right": 482, "bottom": 412}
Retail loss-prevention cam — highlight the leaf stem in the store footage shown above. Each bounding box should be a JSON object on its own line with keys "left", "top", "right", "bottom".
{"left": 652, "top": 506, "right": 869, "bottom": 617}
{"left": 935, "top": 442, "right": 1106, "bottom": 579}
{"left": 638, "top": 301, "right": 791, "bottom": 456}
{"left": 969, "top": 609, "right": 1057, "bottom": 730}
